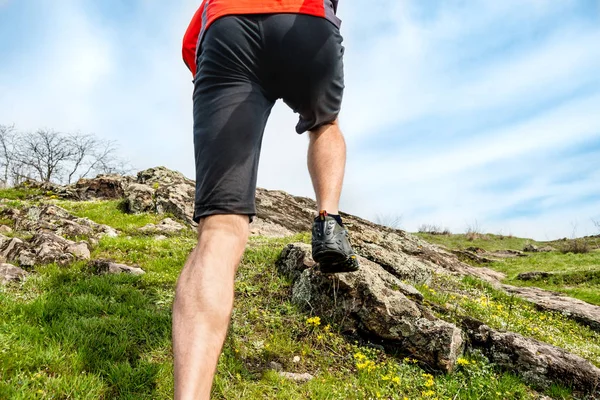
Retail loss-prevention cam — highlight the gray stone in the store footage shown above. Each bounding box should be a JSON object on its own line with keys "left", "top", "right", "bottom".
{"left": 504, "top": 285, "right": 600, "bottom": 332}
{"left": 278, "top": 372, "right": 314, "bottom": 383}
{"left": 278, "top": 243, "right": 463, "bottom": 372}
{"left": 66, "top": 242, "right": 91, "bottom": 260}
{"left": 90, "top": 259, "right": 145, "bottom": 275}
{"left": 18, "top": 250, "right": 36, "bottom": 268}
{"left": 0, "top": 263, "right": 28, "bottom": 285}
{"left": 463, "top": 318, "right": 600, "bottom": 394}
{"left": 523, "top": 244, "right": 539, "bottom": 252}
{"left": 73, "top": 174, "right": 132, "bottom": 200}
{"left": 155, "top": 184, "right": 196, "bottom": 225}
{"left": 30, "top": 232, "right": 74, "bottom": 266}
{"left": 0, "top": 237, "right": 25, "bottom": 260}
{"left": 268, "top": 361, "right": 283, "bottom": 372}
{"left": 124, "top": 183, "right": 156, "bottom": 213}
{"left": 0, "top": 225, "right": 12, "bottom": 234}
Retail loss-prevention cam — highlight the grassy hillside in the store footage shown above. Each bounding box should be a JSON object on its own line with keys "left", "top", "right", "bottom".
{"left": 415, "top": 232, "right": 600, "bottom": 306}
{"left": 1, "top": 192, "right": 598, "bottom": 399}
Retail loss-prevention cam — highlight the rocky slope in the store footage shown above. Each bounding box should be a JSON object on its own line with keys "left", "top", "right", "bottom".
{"left": 1, "top": 166, "right": 599, "bottom": 397}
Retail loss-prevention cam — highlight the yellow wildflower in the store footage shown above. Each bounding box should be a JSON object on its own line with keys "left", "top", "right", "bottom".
{"left": 456, "top": 358, "right": 469, "bottom": 366}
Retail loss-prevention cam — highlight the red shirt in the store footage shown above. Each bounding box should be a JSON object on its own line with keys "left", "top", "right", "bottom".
{"left": 182, "top": 0, "right": 340, "bottom": 76}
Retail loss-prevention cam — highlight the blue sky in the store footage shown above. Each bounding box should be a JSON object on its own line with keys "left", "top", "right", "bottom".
{"left": 1, "top": 0, "right": 599, "bottom": 239}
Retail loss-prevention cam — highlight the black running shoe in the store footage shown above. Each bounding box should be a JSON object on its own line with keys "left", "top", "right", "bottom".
{"left": 311, "top": 210, "right": 359, "bottom": 273}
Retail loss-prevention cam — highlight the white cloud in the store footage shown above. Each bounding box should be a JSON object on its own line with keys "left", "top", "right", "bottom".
{"left": 1, "top": 0, "right": 599, "bottom": 240}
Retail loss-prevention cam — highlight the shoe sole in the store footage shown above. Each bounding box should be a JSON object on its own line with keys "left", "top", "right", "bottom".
{"left": 313, "top": 250, "right": 359, "bottom": 273}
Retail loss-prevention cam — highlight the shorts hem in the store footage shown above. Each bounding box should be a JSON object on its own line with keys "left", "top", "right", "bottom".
{"left": 193, "top": 204, "right": 256, "bottom": 223}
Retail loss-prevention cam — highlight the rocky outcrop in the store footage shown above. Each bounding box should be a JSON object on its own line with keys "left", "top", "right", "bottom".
{"left": 4, "top": 204, "right": 117, "bottom": 239}
{"left": 89, "top": 259, "right": 145, "bottom": 275}
{"left": 463, "top": 318, "right": 600, "bottom": 394}
{"left": 523, "top": 244, "right": 555, "bottom": 253}
{"left": 277, "top": 243, "right": 464, "bottom": 372}
{"left": 503, "top": 285, "right": 600, "bottom": 332}
{"left": 72, "top": 174, "right": 133, "bottom": 200}
{"left": 125, "top": 183, "right": 155, "bottom": 213}
{"left": 0, "top": 229, "right": 90, "bottom": 267}
{"left": 123, "top": 167, "right": 196, "bottom": 224}
{"left": 0, "top": 263, "right": 28, "bottom": 285}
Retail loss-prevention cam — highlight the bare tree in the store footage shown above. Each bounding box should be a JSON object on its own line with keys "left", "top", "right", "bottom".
{"left": 1, "top": 125, "right": 129, "bottom": 186}
{"left": 65, "top": 133, "right": 124, "bottom": 184}
{"left": 0, "top": 124, "right": 18, "bottom": 187}
{"left": 14, "top": 129, "right": 77, "bottom": 183}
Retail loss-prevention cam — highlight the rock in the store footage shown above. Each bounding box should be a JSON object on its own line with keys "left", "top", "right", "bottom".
{"left": 503, "top": 285, "right": 600, "bottom": 332}
{"left": 124, "top": 183, "right": 155, "bottom": 213}
{"left": 6, "top": 204, "right": 118, "bottom": 239}
{"left": 66, "top": 242, "right": 91, "bottom": 260}
{"left": 463, "top": 318, "right": 600, "bottom": 394}
{"left": 140, "top": 218, "right": 186, "bottom": 234}
{"left": 268, "top": 361, "right": 283, "bottom": 372}
{"left": 0, "top": 263, "right": 28, "bottom": 285}
{"left": 137, "top": 166, "right": 194, "bottom": 187}
{"left": 155, "top": 184, "right": 196, "bottom": 225}
{"left": 154, "top": 235, "right": 168, "bottom": 241}
{"left": 523, "top": 244, "right": 539, "bottom": 252}
{"left": 538, "top": 246, "right": 555, "bottom": 252}
{"left": 90, "top": 259, "right": 145, "bottom": 275}
{"left": 451, "top": 249, "right": 494, "bottom": 264}
{"left": 0, "top": 225, "right": 12, "bottom": 234}
{"left": 249, "top": 217, "right": 294, "bottom": 238}
{"left": 278, "top": 372, "right": 314, "bottom": 383}
{"left": 18, "top": 250, "right": 36, "bottom": 268}
{"left": 516, "top": 271, "right": 553, "bottom": 281}
{"left": 0, "top": 237, "right": 25, "bottom": 260}
{"left": 30, "top": 232, "right": 75, "bottom": 266}
{"left": 278, "top": 243, "right": 464, "bottom": 372}
{"left": 73, "top": 174, "right": 132, "bottom": 200}
{"left": 488, "top": 249, "right": 527, "bottom": 258}
{"left": 292, "top": 356, "right": 301, "bottom": 363}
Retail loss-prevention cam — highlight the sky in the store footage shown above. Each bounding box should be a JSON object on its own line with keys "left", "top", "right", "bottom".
{"left": 1, "top": 0, "right": 599, "bottom": 240}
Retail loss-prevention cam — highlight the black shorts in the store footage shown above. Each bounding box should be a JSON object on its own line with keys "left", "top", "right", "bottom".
{"left": 192, "top": 14, "right": 345, "bottom": 222}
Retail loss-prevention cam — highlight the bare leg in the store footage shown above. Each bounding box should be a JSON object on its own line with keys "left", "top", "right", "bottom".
{"left": 173, "top": 214, "right": 249, "bottom": 400}
{"left": 307, "top": 119, "right": 346, "bottom": 214}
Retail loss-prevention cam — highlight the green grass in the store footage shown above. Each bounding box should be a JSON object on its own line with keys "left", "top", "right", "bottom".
{"left": 414, "top": 233, "right": 542, "bottom": 252}
{"left": 418, "top": 275, "right": 600, "bottom": 368}
{"left": 0, "top": 200, "right": 592, "bottom": 398}
{"left": 57, "top": 200, "right": 172, "bottom": 235}
{"left": 416, "top": 232, "right": 600, "bottom": 306}
{"left": 0, "top": 187, "right": 43, "bottom": 200}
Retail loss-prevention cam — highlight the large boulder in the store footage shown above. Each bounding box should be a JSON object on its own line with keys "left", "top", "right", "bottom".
{"left": 463, "top": 318, "right": 600, "bottom": 394}
{"left": 124, "top": 183, "right": 155, "bottom": 213}
{"left": 73, "top": 174, "right": 132, "bottom": 200}
{"left": 155, "top": 184, "right": 196, "bottom": 225}
{"left": 277, "top": 243, "right": 464, "bottom": 372}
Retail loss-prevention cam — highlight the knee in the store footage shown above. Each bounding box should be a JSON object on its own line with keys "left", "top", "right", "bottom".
{"left": 196, "top": 214, "right": 250, "bottom": 241}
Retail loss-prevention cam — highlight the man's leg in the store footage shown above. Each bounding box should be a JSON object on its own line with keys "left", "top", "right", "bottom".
{"left": 173, "top": 214, "right": 249, "bottom": 400}
{"left": 307, "top": 119, "right": 346, "bottom": 214}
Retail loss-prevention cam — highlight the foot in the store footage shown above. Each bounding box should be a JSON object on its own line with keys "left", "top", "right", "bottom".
{"left": 311, "top": 210, "right": 359, "bottom": 273}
